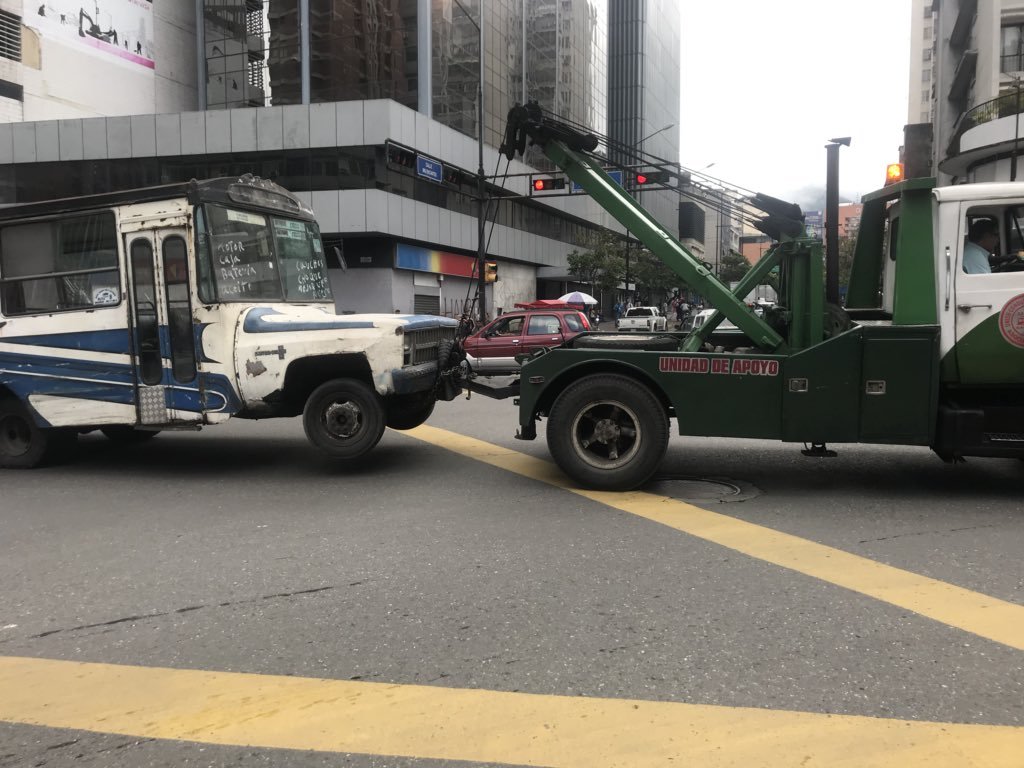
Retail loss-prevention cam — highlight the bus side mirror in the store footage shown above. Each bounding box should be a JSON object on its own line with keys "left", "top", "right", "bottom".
{"left": 333, "top": 246, "right": 347, "bottom": 271}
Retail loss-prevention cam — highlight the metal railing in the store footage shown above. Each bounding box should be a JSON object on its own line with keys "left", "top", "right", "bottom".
{"left": 948, "top": 87, "right": 1024, "bottom": 156}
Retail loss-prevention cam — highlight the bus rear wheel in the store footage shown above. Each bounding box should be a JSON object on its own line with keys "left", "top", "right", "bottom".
{"left": 0, "top": 400, "right": 76, "bottom": 469}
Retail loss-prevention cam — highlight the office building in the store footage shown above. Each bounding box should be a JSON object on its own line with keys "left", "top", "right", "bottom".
{"left": 0, "top": 0, "right": 680, "bottom": 315}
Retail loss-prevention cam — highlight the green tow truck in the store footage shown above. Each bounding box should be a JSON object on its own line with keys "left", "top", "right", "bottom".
{"left": 471, "top": 104, "right": 1024, "bottom": 490}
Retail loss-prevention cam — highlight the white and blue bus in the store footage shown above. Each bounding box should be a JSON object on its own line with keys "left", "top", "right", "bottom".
{"left": 0, "top": 175, "right": 458, "bottom": 468}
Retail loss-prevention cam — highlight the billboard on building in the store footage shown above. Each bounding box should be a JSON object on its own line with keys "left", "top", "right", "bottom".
{"left": 29, "top": 0, "right": 154, "bottom": 70}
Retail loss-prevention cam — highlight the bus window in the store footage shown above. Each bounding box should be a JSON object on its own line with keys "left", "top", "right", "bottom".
{"left": 0, "top": 213, "right": 118, "bottom": 316}
{"left": 196, "top": 204, "right": 331, "bottom": 303}
{"left": 273, "top": 218, "right": 332, "bottom": 302}
{"left": 130, "top": 240, "right": 163, "bottom": 386}
{"left": 162, "top": 236, "right": 197, "bottom": 383}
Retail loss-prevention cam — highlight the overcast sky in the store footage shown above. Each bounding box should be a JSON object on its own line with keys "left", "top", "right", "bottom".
{"left": 679, "top": 0, "right": 912, "bottom": 209}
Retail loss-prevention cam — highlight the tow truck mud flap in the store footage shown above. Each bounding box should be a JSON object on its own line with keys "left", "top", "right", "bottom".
{"left": 464, "top": 377, "right": 520, "bottom": 400}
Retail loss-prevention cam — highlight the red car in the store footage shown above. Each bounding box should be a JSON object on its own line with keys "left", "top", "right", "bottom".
{"left": 463, "top": 307, "right": 591, "bottom": 375}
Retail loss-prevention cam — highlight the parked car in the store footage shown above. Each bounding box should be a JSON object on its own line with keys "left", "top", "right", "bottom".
{"left": 616, "top": 306, "right": 668, "bottom": 332}
{"left": 690, "top": 308, "right": 738, "bottom": 331}
{"left": 463, "top": 308, "right": 591, "bottom": 375}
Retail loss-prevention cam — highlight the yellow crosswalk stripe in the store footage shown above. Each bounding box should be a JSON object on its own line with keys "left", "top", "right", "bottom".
{"left": 404, "top": 425, "right": 1024, "bottom": 651}
{"left": 1, "top": 655, "right": 1023, "bottom": 767}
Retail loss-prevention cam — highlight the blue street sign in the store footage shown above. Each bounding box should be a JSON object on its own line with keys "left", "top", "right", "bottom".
{"left": 572, "top": 169, "right": 622, "bottom": 194}
{"left": 416, "top": 155, "right": 443, "bottom": 183}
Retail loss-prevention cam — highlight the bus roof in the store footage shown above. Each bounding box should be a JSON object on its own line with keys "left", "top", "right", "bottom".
{"left": 0, "top": 175, "right": 314, "bottom": 222}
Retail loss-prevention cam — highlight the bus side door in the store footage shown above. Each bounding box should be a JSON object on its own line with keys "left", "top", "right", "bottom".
{"left": 126, "top": 229, "right": 203, "bottom": 425}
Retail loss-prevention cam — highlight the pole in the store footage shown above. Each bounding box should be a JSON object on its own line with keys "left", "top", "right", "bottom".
{"left": 475, "top": 0, "right": 487, "bottom": 324}
{"left": 196, "top": 0, "right": 206, "bottom": 108}
{"left": 1013, "top": 78, "right": 1021, "bottom": 182}
{"left": 824, "top": 137, "right": 850, "bottom": 306}
{"left": 299, "top": 0, "right": 310, "bottom": 104}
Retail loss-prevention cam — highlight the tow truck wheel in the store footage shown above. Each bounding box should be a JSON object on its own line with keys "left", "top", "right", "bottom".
{"left": 0, "top": 400, "right": 76, "bottom": 469}
{"left": 386, "top": 394, "right": 436, "bottom": 430}
{"left": 303, "top": 379, "right": 386, "bottom": 460}
{"left": 547, "top": 374, "right": 669, "bottom": 491}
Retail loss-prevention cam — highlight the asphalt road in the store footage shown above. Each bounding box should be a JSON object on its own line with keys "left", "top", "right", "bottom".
{"left": 1, "top": 394, "right": 1022, "bottom": 766}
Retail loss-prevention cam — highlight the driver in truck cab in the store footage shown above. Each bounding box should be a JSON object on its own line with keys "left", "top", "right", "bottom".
{"left": 963, "top": 218, "right": 999, "bottom": 274}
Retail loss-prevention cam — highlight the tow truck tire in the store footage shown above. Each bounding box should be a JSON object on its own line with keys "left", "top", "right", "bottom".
{"left": 386, "top": 394, "right": 436, "bottom": 430}
{"left": 547, "top": 374, "right": 669, "bottom": 491}
{"left": 572, "top": 334, "right": 678, "bottom": 351}
{"left": 0, "top": 400, "right": 77, "bottom": 469}
{"left": 101, "top": 427, "right": 160, "bottom": 443}
{"left": 303, "top": 379, "right": 386, "bottom": 460}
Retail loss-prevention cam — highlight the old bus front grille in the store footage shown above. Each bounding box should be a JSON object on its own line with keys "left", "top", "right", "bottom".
{"left": 404, "top": 326, "right": 455, "bottom": 366}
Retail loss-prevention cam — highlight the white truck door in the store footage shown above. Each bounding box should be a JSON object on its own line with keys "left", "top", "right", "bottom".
{"left": 953, "top": 202, "right": 1024, "bottom": 384}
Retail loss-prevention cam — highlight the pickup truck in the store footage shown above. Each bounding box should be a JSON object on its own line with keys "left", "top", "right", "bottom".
{"left": 616, "top": 306, "right": 668, "bottom": 332}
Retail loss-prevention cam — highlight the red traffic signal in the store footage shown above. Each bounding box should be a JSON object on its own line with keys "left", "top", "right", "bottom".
{"left": 531, "top": 176, "right": 566, "bottom": 193}
{"left": 635, "top": 169, "right": 671, "bottom": 186}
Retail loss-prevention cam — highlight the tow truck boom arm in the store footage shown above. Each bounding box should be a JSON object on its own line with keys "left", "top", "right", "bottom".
{"left": 502, "top": 103, "right": 788, "bottom": 352}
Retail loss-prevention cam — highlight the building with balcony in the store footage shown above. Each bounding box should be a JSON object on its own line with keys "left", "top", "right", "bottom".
{"left": 933, "top": 0, "right": 1024, "bottom": 183}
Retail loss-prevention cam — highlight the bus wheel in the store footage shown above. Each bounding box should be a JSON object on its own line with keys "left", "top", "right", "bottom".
{"left": 547, "top": 374, "right": 668, "bottom": 491}
{"left": 386, "top": 394, "right": 436, "bottom": 430}
{"left": 303, "top": 379, "right": 386, "bottom": 460}
{"left": 101, "top": 427, "right": 160, "bottom": 443}
{"left": 0, "top": 401, "right": 76, "bottom": 469}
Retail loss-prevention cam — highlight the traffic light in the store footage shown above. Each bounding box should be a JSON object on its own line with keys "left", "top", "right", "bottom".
{"left": 444, "top": 166, "right": 469, "bottom": 187}
{"left": 530, "top": 175, "right": 567, "bottom": 194}
{"left": 386, "top": 142, "right": 416, "bottom": 169}
{"left": 484, "top": 261, "right": 498, "bottom": 283}
{"left": 635, "top": 169, "right": 672, "bottom": 186}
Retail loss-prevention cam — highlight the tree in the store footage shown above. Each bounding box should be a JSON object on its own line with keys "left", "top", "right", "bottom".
{"left": 719, "top": 250, "right": 751, "bottom": 284}
{"left": 566, "top": 232, "right": 626, "bottom": 294}
{"left": 631, "top": 248, "right": 677, "bottom": 299}
{"left": 838, "top": 235, "right": 857, "bottom": 294}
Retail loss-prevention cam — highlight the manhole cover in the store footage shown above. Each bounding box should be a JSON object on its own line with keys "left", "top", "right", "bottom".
{"left": 645, "top": 474, "right": 760, "bottom": 503}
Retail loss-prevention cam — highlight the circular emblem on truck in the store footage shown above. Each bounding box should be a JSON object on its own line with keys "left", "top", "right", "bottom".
{"left": 998, "top": 293, "right": 1024, "bottom": 348}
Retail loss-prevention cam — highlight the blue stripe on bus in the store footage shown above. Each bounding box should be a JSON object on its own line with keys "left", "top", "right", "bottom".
{"left": 0, "top": 352, "right": 243, "bottom": 416}
{"left": 0, "top": 351, "right": 137, "bottom": 383}
{"left": 0, "top": 329, "right": 133, "bottom": 355}
{"left": 242, "top": 307, "right": 375, "bottom": 333}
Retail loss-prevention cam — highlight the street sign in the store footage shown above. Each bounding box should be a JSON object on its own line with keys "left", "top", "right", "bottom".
{"left": 572, "top": 169, "right": 622, "bottom": 194}
{"left": 416, "top": 155, "right": 443, "bottom": 183}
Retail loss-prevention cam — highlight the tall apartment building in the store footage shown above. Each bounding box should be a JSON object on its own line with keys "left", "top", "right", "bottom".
{"left": 908, "top": 0, "right": 936, "bottom": 125}
{"left": 0, "top": 0, "right": 680, "bottom": 314}
{"left": 927, "top": 0, "right": 1024, "bottom": 183}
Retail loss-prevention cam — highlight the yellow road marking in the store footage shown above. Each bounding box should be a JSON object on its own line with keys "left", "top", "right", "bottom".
{"left": 405, "top": 425, "right": 1024, "bottom": 651}
{"left": 1, "top": 655, "right": 1022, "bottom": 767}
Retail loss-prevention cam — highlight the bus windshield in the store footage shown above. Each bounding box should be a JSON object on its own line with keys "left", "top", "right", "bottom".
{"left": 196, "top": 204, "right": 332, "bottom": 303}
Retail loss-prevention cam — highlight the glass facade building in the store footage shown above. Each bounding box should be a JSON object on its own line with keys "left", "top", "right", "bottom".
{"left": 202, "top": 0, "right": 608, "bottom": 150}
{"left": 608, "top": 0, "right": 680, "bottom": 233}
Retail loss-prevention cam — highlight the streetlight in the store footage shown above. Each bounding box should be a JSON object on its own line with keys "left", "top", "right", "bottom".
{"left": 625, "top": 124, "right": 675, "bottom": 303}
{"left": 640, "top": 123, "right": 675, "bottom": 146}
{"left": 453, "top": 0, "right": 487, "bottom": 323}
